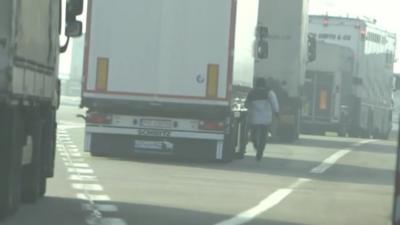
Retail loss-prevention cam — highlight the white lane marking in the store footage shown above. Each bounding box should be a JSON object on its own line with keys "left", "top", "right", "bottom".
{"left": 310, "top": 140, "right": 376, "bottom": 174}
{"left": 289, "top": 178, "right": 311, "bottom": 189}
{"left": 353, "top": 139, "right": 375, "bottom": 147}
{"left": 73, "top": 183, "right": 104, "bottom": 192}
{"left": 99, "top": 218, "right": 128, "bottom": 225}
{"left": 82, "top": 204, "right": 119, "bottom": 212}
{"left": 215, "top": 178, "right": 310, "bottom": 225}
{"left": 69, "top": 174, "right": 98, "bottom": 182}
{"left": 59, "top": 129, "right": 126, "bottom": 225}
{"left": 59, "top": 152, "right": 69, "bottom": 156}
{"left": 70, "top": 152, "right": 82, "bottom": 157}
{"left": 58, "top": 125, "right": 85, "bottom": 130}
{"left": 68, "top": 168, "right": 94, "bottom": 174}
{"left": 59, "top": 137, "right": 71, "bottom": 140}
{"left": 77, "top": 193, "right": 111, "bottom": 201}
{"left": 66, "top": 163, "right": 90, "bottom": 168}
{"left": 59, "top": 138, "right": 71, "bottom": 141}
{"left": 67, "top": 158, "right": 86, "bottom": 162}
{"left": 310, "top": 149, "right": 350, "bottom": 174}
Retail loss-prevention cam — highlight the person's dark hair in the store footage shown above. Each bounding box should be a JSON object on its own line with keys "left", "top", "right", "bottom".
{"left": 254, "top": 77, "right": 266, "bottom": 88}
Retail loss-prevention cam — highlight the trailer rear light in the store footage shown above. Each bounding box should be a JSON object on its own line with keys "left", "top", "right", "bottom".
{"left": 87, "top": 113, "right": 112, "bottom": 124}
{"left": 319, "top": 89, "right": 328, "bottom": 110}
{"left": 199, "top": 120, "right": 224, "bottom": 131}
{"left": 96, "top": 57, "right": 109, "bottom": 91}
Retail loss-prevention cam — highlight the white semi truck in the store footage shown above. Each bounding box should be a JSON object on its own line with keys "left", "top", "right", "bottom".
{"left": 253, "top": 0, "right": 311, "bottom": 141}
{"left": 308, "top": 15, "right": 397, "bottom": 138}
{"left": 302, "top": 42, "right": 353, "bottom": 136}
{"left": 0, "top": 0, "right": 83, "bottom": 218}
{"left": 82, "top": 0, "right": 252, "bottom": 160}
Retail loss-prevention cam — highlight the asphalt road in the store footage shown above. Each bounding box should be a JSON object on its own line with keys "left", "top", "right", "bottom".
{"left": 1, "top": 104, "right": 397, "bottom": 225}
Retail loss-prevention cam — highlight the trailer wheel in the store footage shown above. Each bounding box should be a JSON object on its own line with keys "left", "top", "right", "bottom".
{"left": 21, "top": 112, "right": 44, "bottom": 203}
{"left": 222, "top": 134, "right": 235, "bottom": 162}
{"left": 38, "top": 109, "right": 57, "bottom": 197}
{"left": 0, "top": 108, "right": 24, "bottom": 219}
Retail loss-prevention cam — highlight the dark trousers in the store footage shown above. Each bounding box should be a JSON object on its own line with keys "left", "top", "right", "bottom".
{"left": 250, "top": 125, "right": 270, "bottom": 160}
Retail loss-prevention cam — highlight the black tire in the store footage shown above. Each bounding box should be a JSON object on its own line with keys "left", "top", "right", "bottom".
{"left": 21, "top": 112, "right": 44, "bottom": 203}
{"left": 338, "top": 131, "right": 346, "bottom": 137}
{"left": 360, "top": 129, "right": 371, "bottom": 139}
{"left": 0, "top": 108, "right": 24, "bottom": 219}
{"left": 222, "top": 134, "right": 235, "bottom": 162}
{"left": 337, "top": 124, "right": 346, "bottom": 137}
{"left": 379, "top": 131, "right": 391, "bottom": 140}
{"left": 38, "top": 109, "right": 57, "bottom": 197}
{"left": 39, "top": 176, "right": 47, "bottom": 198}
{"left": 348, "top": 127, "right": 360, "bottom": 138}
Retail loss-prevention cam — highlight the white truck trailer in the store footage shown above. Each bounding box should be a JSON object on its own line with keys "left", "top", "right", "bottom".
{"left": 82, "top": 0, "right": 253, "bottom": 160}
{"left": 302, "top": 42, "right": 353, "bottom": 136}
{"left": 309, "top": 15, "right": 397, "bottom": 138}
{"left": 0, "top": 0, "right": 83, "bottom": 218}
{"left": 253, "top": 0, "right": 310, "bottom": 141}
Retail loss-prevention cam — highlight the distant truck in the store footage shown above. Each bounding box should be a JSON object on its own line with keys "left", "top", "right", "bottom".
{"left": 308, "top": 15, "right": 397, "bottom": 138}
{"left": 252, "top": 0, "right": 311, "bottom": 141}
{"left": 301, "top": 42, "right": 353, "bottom": 136}
{"left": 0, "top": 0, "right": 83, "bottom": 218}
{"left": 81, "top": 0, "right": 253, "bottom": 160}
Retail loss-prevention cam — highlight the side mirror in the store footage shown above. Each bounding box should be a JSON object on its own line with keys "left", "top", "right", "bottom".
{"left": 65, "top": 20, "right": 83, "bottom": 38}
{"left": 254, "top": 26, "right": 269, "bottom": 59}
{"left": 255, "top": 40, "right": 269, "bottom": 59}
{"left": 308, "top": 34, "right": 317, "bottom": 62}
{"left": 67, "top": 0, "right": 84, "bottom": 17}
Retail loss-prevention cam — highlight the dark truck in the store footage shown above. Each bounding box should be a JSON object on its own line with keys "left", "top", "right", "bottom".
{"left": 0, "top": 0, "right": 83, "bottom": 218}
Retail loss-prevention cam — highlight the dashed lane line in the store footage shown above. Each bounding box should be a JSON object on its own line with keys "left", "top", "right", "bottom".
{"left": 310, "top": 139, "right": 376, "bottom": 174}
{"left": 76, "top": 193, "right": 111, "bottom": 201}
{"left": 73, "top": 183, "right": 104, "bottom": 192}
{"left": 57, "top": 127, "right": 126, "bottom": 225}
{"left": 215, "top": 178, "right": 310, "bottom": 225}
{"left": 215, "top": 139, "right": 376, "bottom": 225}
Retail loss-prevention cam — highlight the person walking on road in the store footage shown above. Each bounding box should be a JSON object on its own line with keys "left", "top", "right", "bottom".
{"left": 245, "top": 77, "right": 280, "bottom": 161}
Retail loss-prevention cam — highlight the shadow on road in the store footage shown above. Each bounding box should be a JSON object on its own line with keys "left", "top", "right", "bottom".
{"left": 1, "top": 197, "right": 86, "bottom": 225}
{"left": 1, "top": 196, "right": 310, "bottom": 225}
{"left": 112, "top": 202, "right": 310, "bottom": 225}
{"left": 102, "top": 153, "right": 394, "bottom": 187}
{"left": 91, "top": 135, "right": 396, "bottom": 187}
{"left": 290, "top": 135, "right": 396, "bottom": 154}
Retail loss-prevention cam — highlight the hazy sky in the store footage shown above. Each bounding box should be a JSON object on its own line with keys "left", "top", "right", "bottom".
{"left": 60, "top": 1, "right": 400, "bottom": 74}
{"left": 309, "top": 0, "right": 400, "bottom": 72}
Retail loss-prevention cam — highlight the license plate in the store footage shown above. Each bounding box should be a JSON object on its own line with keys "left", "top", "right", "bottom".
{"left": 134, "top": 140, "right": 174, "bottom": 154}
{"left": 140, "top": 119, "right": 172, "bottom": 129}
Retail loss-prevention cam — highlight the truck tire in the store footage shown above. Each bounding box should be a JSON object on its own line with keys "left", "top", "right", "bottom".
{"left": 337, "top": 123, "right": 346, "bottom": 137}
{"left": 21, "top": 112, "right": 44, "bottom": 203}
{"left": 38, "top": 109, "right": 57, "bottom": 197}
{"left": 0, "top": 108, "right": 24, "bottom": 219}
{"left": 222, "top": 134, "right": 235, "bottom": 162}
{"left": 337, "top": 130, "right": 346, "bottom": 137}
